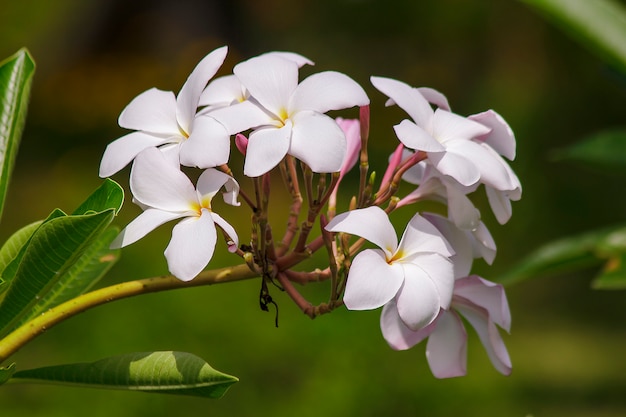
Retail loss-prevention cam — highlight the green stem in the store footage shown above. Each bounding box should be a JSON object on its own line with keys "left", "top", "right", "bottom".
{"left": 0, "top": 264, "right": 259, "bottom": 364}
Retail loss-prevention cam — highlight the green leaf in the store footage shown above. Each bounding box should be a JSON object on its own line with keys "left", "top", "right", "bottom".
{"left": 13, "top": 227, "right": 120, "bottom": 327}
{"left": 0, "top": 363, "right": 16, "bottom": 385}
{"left": 0, "top": 220, "right": 42, "bottom": 297}
{"left": 592, "top": 253, "right": 626, "bottom": 290}
{"left": 552, "top": 128, "right": 626, "bottom": 172}
{"left": 500, "top": 224, "right": 626, "bottom": 286}
{"left": 522, "top": 0, "right": 626, "bottom": 74}
{"left": 0, "top": 209, "right": 116, "bottom": 337}
{"left": 10, "top": 351, "right": 238, "bottom": 399}
{"left": 0, "top": 49, "right": 35, "bottom": 223}
{"left": 72, "top": 178, "right": 124, "bottom": 216}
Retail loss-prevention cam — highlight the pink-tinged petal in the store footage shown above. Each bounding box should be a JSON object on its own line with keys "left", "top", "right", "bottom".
{"left": 199, "top": 74, "right": 244, "bottom": 107}
{"left": 261, "top": 51, "right": 314, "bottom": 67}
{"left": 455, "top": 302, "right": 512, "bottom": 375}
{"left": 335, "top": 117, "right": 361, "bottom": 176}
{"left": 471, "top": 222, "right": 497, "bottom": 265}
{"left": 380, "top": 300, "right": 434, "bottom": 350}
{"left": 428, "top": 149, "right": 480, "bottom": 187}
{"left": 99, "top": 131, "right": 171, "bottom": 177}
{"left": 289, "top": 71, "right": 369, "bottom": 114}
{"left": 425, "top": 310, "right": 468, "bottom": 378}
{"left": 343, "top": 249, "right": 404, "bottom": 310}
{"left": 130, "top": 147, "right": 198, "bottom": 211}
{"left": 209, "top": 99, "right": 274, "bottom": 135}
{"left": 176, "top": 46, "right": 228, "bottom": 133}
{"left": 118, "top": 88, "right": 180, "bottom": 135}
{"left": 397, "top": 213, "right": 454, "bottom": 258}
{"left": 454, "top": 276, "right": 511, "bottom": 331}
{"left": 486, "top": 186, "right": 513, "bottom": 225}
{"left": 468, "top": 110, "right": 516, "bottom": 160}
{"left": 417, "top": 87, "right": 450, "bottom": 111}
{"left": 234, "top": 55, "right": 298, "bottom": 116}
{"left": 393, "top": 120, "right": 445, "bottom": 152}
{"left": 370, "top": 76, "right": 433, "bottom": 127}
{"left": 411, "top": 253, "right": 455, "bottom": 310}
{"left": 289, "top": 111, "right": 346, "bottom": 173}
{"left": 454, "top": 141, "right": 517, "bottom": 190}
{"left": 445, "top": 181, "right": 481, "bottom": 231}
{"left": 165, "top": 209, "right": 217, "bottom": 281}
{"left": 244, "top": 122, "right": 292, "bottom": 177}
{"left": 325, "top": 206, "right": 398, "bottom": 256}
{"left": 432, "top": 109, "right": 491, "bottom": 144}
{"left": 111, "top": 208, "right": 183, "bottom": 248}
{"left": 422, "top": 213, "right": 475, "bottom": 278}
{"left": 210, "top": 212, "right": 239, "bottom": 250}
{"left": 396, "top": 263, "right": 441, "bottom": 330}
{"left": 179, "top": 116, "right": 230, "bottom": 168}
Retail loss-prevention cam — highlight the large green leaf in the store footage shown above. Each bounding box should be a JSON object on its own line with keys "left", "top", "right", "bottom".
{"left": 0, "top": 209, "right": 116, "bottom": 337}
{"left": 553, "top": 128, "right": 626, "bottom": 172}
{"left": 500, "top": 224, "right": 626, "bottom": 286}
{"left": 13, "top": 227, "right": 120, "bottom": 327}
{"left": 0, "top": 220, "right": 42, "bottom": 296}
{"left": 0, "top": 49, "right": 35, "bottom": 223}
{"left": 72, "top": 178, "right": 124, "bottom": 215}
{"left": 9, "top": 351, "right": 238, "bottom": 399}
{"left": 522, "top": 0, "right": 626, "bottom": 74}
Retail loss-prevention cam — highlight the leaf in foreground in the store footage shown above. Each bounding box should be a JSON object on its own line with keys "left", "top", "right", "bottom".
{"left": 10, "top": 351, "right": 238, "bottom": 399}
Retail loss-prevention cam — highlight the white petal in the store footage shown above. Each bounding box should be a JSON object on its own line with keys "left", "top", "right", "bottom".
{"left": 199, "top": 74, "right": 244, "bottom": 107}
{"left": 370, "top": 76, "right": 434, "bottom": 127}
{"left": 289, "top": 71, "right": 369, "bottom": 114}
{"left": 454, "top": 276, "right": 511, "bottom": 331}
{"left": 234, "top": 55, "right": 298, "bottom": 116}
{"left": 393, "top": 119, "right": 445, "bottom": 152}
{"left": 451, "top": 141, "right": 516, "bottom": 190}
{"left": 486, "top": 186, "right": 513, "bottom": 224}
{"left": 422, "top": 213, "right": 475, "bottom": 278}
{"left": 261, "top": 51, "right": 314, "bottom": 67}
{"left": 397, "top": 213, "right": 454, "bottom": 258}
{"left": 243, "top": 122, "right": 292, "bottom": 177}
{"left": 428, "top": 148, "right": 480, "bottom": 186}
{"left": 325, "top": 206, "right": 398, "bottom": 256}
{"left": 455, "top": 302, "right": 512, "bottom": 375}
{"left": 432, "top": 109, "right": 491, "bottom": 144}
{"left": 396, "top": 263, "right": 441, "bottom": 330}
{"left": 380, "top": 300, "right": 434, "bottom": 350}
{"left": 425, "top": 310, "right": 468, "bottom": 378}
{"left": 130, "top": 147, "right": 198, "bottom": 211}
{"left": 99, "top": 131, "right": 170, "bottom": 177}
{"left": 417, "top": 87, "right": 450, "bottom": 111}
{"left": 196, "top": 168, "right": 230, "bottom": 196}
{"left": 343, "top": 249, "right": 404, "bottom": 310}
{"left": 176, "top": 46, "right": 228, "bottom": 133}
{"left": 165, "top": 209, "right": 217, "bottom": 281}
{"left": 210, "top": 212, "right": 239, "bottom": 249}
{"left": 412, "top": 253, "right": 455, "bottom": 309}
{"left": 471, "top": 222, "right": 497, "bottom": 265}
{"left": 209, "top": 99, "right": 275, "bottom": 135}
{"left": 468, "top": 109, "right": 516, "bottom": 160}
{"left": 179, "top": 116, "right": 231, "bottom": 168}
{"left": 289, "top": 111, "right": 346, "bottom": 172}
{"left": 118, "top": 88, "right": 180, "bottom": 135}
{"left": 111, "top": 208, "right": 183, "bottom": 248}
{"left": 445, "top": 180, "right": 481, "bottom": 231}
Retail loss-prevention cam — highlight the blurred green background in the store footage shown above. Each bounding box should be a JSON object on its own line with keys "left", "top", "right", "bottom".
{"left": 1, "top": 0, "right": 626, "bottom": 416}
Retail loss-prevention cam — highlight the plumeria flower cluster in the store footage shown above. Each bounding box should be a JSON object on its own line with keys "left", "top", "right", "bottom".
{"left": 100, "top": 45, "right": 520, "bottom": 379}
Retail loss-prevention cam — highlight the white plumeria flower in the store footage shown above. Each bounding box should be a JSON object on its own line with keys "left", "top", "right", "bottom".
{"left": 468, "top": 110, "right": 522, "bottom": 224}
{"left": 381, "top": 275, "right": 512, "bottom": 378}
{"left": 198, "top": 51, "right": 314, "bottom": 112}
{"left": 371, "top": 76, "right": 517, "bottom": 190}
{"left": 210, "top": 54, "right": 370, "bottom": 177}
{"left": 99, "top": 46, "right": 231, "bottom": 177}
{"left": 326, "top": 206, "right": 455, "bottom": 330}
{"left": 111, "top": 147, "right": 240, "bottom": 281}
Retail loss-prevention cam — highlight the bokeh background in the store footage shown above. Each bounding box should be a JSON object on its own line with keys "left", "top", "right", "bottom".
{"left": 1, "top": 0, "right": 626, "bottom": 416}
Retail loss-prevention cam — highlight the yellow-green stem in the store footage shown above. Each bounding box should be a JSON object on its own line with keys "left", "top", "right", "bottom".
{"left": 0, "top": 264, "right": 259, "bottom": 364}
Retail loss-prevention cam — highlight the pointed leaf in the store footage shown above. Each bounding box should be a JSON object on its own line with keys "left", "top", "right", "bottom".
{"left": 0, "top": 220, "right": 42, "bottom": 297}
{"left": 553, "top": 128, "right": 626, "bottom": 172}
{"left": 71, "top": 178, "right": 124, "bottom": 215}
{"left": 0, "top": 49, "right": 35, "bottom": 223}
{"left": 0, "top": 209, "right": 116, "bottom": 337}
{"left": 13, "top": 226, "right": 121, "bottom": 327}
{"left": 522, "top": 0, "right": 626, "bottom": 74}
{"left": 10, "top": 351, "right": 238, "bottom": 399}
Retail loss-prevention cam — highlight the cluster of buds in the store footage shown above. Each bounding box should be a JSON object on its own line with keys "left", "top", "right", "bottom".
{"left": 99, "top": 46, "right": 520, "bottom": 378}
